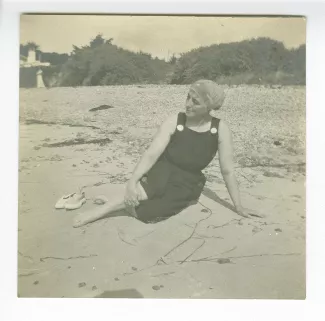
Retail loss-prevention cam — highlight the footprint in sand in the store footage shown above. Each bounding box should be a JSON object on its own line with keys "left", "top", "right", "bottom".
{"left": 252, "top": 226, "right": 262, "bottom": 234}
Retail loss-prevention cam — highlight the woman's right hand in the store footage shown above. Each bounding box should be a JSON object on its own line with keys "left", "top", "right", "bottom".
{"left": 124, "top": 179, "right": 140, "bottom": 208}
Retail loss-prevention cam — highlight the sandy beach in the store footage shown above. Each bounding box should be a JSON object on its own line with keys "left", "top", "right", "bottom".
{"left": 18, "top": 85, "right": 305, "bottom": 299}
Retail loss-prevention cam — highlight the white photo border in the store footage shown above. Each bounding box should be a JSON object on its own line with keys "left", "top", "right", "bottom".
{"left": 1, "top": 1, "right": 324, "bottom": 321}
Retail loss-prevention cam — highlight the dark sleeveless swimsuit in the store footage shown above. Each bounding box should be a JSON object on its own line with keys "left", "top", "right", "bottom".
{"left": 135, "top": 112, "right": 220, "bottom": 223}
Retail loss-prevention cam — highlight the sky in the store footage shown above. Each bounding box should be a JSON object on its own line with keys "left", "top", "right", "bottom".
{"left": 20, "top": 15, "right": 306, "bottom": 60}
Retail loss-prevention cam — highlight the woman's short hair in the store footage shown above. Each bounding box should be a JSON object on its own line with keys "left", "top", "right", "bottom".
{"left": 190, "top": 79, "right": 225, "bottom": 111}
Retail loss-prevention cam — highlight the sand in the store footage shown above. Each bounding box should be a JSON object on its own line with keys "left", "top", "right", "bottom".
{"left": 18, "top": 85, "right": 305, "bottom": 299}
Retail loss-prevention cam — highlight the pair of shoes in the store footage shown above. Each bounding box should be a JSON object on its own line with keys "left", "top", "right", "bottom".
{"left": 55, "top": 192, "right": 86, "bottom": 210}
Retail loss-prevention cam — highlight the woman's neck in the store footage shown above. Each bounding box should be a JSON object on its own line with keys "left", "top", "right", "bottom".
{"left": 186, "top": 113, "right": 212, "bottom": 126}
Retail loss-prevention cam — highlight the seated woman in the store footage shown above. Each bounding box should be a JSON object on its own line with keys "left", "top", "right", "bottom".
{"left": 74, "top": 79, "right": 251, "bottom": 228}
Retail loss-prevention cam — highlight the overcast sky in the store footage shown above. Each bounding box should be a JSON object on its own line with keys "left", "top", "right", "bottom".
{"left": 20, "top": 15, "right": 306, "bottom": 60}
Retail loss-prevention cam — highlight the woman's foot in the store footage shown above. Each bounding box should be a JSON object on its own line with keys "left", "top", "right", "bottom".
{"left": 73, "top": 210, "right": 100, "bottom": 228}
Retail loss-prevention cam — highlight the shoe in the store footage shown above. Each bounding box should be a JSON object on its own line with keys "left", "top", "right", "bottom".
{"left": 65, "top": 192, "right": 86, "bottom": 210}
{"left": 55, "top": 193, "right": 76, "bottom": 209}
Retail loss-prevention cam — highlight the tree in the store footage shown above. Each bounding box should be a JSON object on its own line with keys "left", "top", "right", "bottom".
{"left": 168, "top": 54, "right": 177, "bottom": 65}
{"left": 90, "top": 34, "right": 113, "bottom": 48}
{"left": 25, "top": 42, "right": 40, "bottom": 51}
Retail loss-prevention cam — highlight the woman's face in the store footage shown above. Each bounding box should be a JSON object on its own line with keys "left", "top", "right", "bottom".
{"left": 185, "top": 89, "right": 209, "bottom": 118}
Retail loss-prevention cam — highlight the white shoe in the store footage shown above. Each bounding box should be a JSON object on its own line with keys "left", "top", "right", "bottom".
{"left": 55, "top": 193, "right": 75, "bottom": 209}
{"left": 65, "top": 192, "right": 86, "bottom": 210}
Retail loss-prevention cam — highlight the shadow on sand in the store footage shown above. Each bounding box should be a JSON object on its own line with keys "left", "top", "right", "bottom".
{"left": 94, "top": 288, "right": 144, "bottom": 298}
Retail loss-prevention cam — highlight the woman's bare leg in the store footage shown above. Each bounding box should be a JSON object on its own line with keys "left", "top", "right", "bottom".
{"left": 73, "top": 182, "right": 148, "bottom": 228}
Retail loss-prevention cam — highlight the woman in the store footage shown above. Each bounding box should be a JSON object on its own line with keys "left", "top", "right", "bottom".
{"left": 74, "top": 79, "right": 250, "bottom": 228}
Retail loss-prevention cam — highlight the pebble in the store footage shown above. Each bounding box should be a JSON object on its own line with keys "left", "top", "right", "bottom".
{"left": 217, "top": 258, "right": 232, "bottom": 264}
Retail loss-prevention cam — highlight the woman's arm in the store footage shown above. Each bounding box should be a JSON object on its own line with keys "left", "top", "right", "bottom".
{"left": 129, "top": 114, "right": 177, "bottom": 184}
{"left": 218, "top": 120, "right": 246, "bottom": 215}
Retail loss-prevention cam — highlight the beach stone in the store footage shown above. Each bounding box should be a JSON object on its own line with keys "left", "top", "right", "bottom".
{"left": 263, "top": 170, "right": 285, "bottom": 178}
{"left": 78, "top": 282, "right": 86, "bottom": 288}
{"left": 273, "top": 140, "right": 281, "bottom": 146}
{"left": 217, "top": 258, "right": 232, "bottom": 264}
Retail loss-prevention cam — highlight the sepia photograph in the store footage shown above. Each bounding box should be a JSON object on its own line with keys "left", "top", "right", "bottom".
{"left": 18, "top": 14, "right": 306, "bottom": 299}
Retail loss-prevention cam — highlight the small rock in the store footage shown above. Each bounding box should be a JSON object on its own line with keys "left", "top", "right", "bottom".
{"left": 275, "top": 228, "right": 282, "bottom": 232}
{"left": 217, "top": 258, "right": 232, "bottom": 264}
{"left": 72, "top": 164, "right": 77, "bottom": 167}
{"left": 34, "top": 146, "right": 41, "bottom": 150}
{"left": 114, "top": 277, "right": 119, "bottom": 281}
{"left": 201, "top": 209, "right": 209, "bottom": 213}
{"left": 68, "top": 266, "right": 71, "bottom": 269}
{"left": 263, "top": 170, "right": 285, "bottom": 178}
{"left": 33, "top": 280, "right": 39, "bottom": 285}
{"left": 131, "top": 266, "right": 138, "bottom": 271}
{"left": 273, "top": 140, "right": 281, "bottom": 146}
{"left": 92, "top": 286, "right": 97, "bottom": 291}
{"left": 152, "top": 285, "right": 160, "bottom": 291}
{"left": 78, "top": 282, "right": 86, "bottom": 288}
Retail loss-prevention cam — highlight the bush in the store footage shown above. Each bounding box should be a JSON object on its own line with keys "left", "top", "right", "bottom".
{"left": 170, "top": 38, "right": 305, "bottom": 86}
